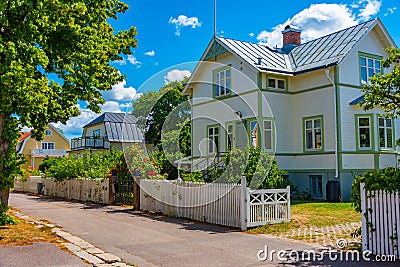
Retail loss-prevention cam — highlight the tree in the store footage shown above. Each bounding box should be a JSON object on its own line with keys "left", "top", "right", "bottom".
{"left": 362, "top": 47, "right": 400, "bottom": 117}
{"left": 132, "top": 79, "right": 189, "bottom": 146}
{"left": 0, "top": 1, "right": 137, "bottom": 210}
{"left": 132, "top": 79, "right": 191, "bottom": 179}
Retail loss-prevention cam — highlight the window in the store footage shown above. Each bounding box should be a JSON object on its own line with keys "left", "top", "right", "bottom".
{"left": 213, "top": 67, "right": 231, "bottom": 97}
{"left": 268, "top": 78, "right": 286, "bottom": 90}
{"left": 360, "top": 53, "right": 382, "bottom": 85}
{"left": 304, "top": 117, "right": 322, "bottom": 150}
{"left": 93, "top": 129, "right": 100, "bottom": 138}
{"left": 310, "top": 175, "right": 323, "bottom": 197}
{"left": 45, "top": 129, "right": 52, "bottom": 136}
{"left": 250, "top": 121, "right": 258, "bottom": 147}
{"left": 357, "top": 116, "right": 372, "bottom": 149}
{"left": 41, "top": 142, "right": 54, "bottom": 150}
{"left": 378, "top": 117, "right": 393, "bottom": 149}
{"left": 264, "top": 120, "right": 273, "bottom": 150}
{"left": 207, "top": 126, "right": 219, "bottom": 153}
{"left": 227, "top": 123, "right": 234, "bottom": 150}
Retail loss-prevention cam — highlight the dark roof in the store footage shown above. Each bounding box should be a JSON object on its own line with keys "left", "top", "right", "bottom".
{"left": 85, "top": 112, "right": 143, "bottom": 143}
{"left": 349, "top": 95, "right": 365, "bottom": 105}
{"left": 212, "top": 19, "right": 379, "bottom": 75}
{"left": 84, "top": 112, "right": 138, "bottom": 127}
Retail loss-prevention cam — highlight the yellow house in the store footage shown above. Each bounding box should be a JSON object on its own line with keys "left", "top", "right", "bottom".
{"left": 17, "top": 124, "right": 71, "bottom": 169}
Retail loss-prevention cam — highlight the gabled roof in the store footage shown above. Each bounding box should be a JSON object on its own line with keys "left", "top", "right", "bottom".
{"left": 84, "top": 112, "right": 143, "bottom": 143}
{"left": 198, "top": 18, "right": 395, "bottom": 76}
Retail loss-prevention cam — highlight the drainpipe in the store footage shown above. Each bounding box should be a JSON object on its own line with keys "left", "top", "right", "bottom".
{"left": 325, "top": 68, "right": 339, "bottom": 179}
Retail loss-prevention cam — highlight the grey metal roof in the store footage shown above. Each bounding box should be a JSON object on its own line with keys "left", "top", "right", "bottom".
{"left": 213, "top": 19, "right": 378, "bottom": 75}
{"left": 84, "top": 112, "right": 138, "bottom": 127}
{"left": 85, "top": 112, "right": 143, "bottom": 143}
{"left": 217, "top": 37, "right": 292, "bottom": 74}
{"left": 349, "top": 95, "right": 365, "bottom": 105}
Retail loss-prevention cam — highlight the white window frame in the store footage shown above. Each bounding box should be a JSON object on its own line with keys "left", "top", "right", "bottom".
{"left": 378, "top": 117, "right": 393, "bottom": 149}
{"left": 207, "top": 126, "right": 219, "bottom": 154}
{"left": 304, "top": 117, "right": 323, "bottom": 151}
{"left": 310, "top": 175, "right": 323, "bottom": 197}
{"left": 264, "top": 120, "right": 273, "bottom": 151}
{"left": 213, "top": 67, "right": 231, "bottom": 97}
{"left": 357, "top": 116, "right": 372, "bottom": 150}
{"left": 360, "top": 54, "right": 381, "bottom": 85}
{"left": 226, "top": 123, "right": 235, "bottom": 151}
{"left": 267, "top": 77, "right": 286, "bottom": 90}
{"left": 41, "top": 142, "right": 55, "bottom": 150}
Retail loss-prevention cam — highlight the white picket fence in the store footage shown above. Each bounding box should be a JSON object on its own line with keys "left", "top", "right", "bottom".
{"left": 139, "top": 177, "right": 290, "bottom": 230}
{"left": 360, "top": 183, "right": 400, "bottom": 259}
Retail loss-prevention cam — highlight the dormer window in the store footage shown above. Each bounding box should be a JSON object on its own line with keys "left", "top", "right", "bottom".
{"left": 268, "top": 77, "right": 286, "bottom": 90}
{"left": 213, "top": 66, "right": 231, "bottom": 97}
{"left": 45, "top": 129, "right": 52, "bottom": 136}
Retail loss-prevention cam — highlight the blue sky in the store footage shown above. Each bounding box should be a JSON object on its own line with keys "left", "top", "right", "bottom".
{"left": 55, "top": 0, "right": 400, "bottom": 139}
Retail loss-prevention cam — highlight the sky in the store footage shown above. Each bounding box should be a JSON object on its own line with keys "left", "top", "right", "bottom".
{"left": 53, "top": 0, "right": 400, "bottom": 139}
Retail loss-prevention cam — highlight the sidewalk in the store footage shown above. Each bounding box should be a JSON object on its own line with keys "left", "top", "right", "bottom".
{"left": 9, "top": 192, "right": 399, "bottom": 267}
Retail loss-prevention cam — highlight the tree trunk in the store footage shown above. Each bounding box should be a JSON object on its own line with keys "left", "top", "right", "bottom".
{"left": 0, "top": 189, "right": 9, "bottom": 208}
{"left": 0, "top": 115, "right": 11, "bottom": 208}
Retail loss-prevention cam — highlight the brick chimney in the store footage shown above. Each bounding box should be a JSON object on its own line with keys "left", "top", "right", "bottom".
{"left": 282, "top": 25, "right": 301, "bottom": 47}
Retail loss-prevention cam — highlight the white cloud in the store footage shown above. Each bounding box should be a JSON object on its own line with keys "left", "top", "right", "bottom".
{"left": 249, "top": 33, "right": 254, "bottom": 38}
{"left": 388, "top": 6, "right": 397, "bottom": 14}
{"left": 358, "top": 0, "right": 382, "bottom": 21}
{"left": 53, "top": 106, "right": 99, "bottom": 137}
{"left": 127, "top": 54, "right": 142, "bottom": 67}
{"left": 144, "top": 50, "right": 155, "bottom": 57}
{"left": 100, "top": 101, "right": 122, "bottom": 113}
{"left": 102, "top": 80, "right": 139, "bottom": 102}
{"left": 113, "top": 58, "right": 127, "bottom": 65}
{"left": 164, "top": 69, "right": 191, "bottom": 84}
{"left": 256, "top": 4, "right": 357, "bottom": 47}
{"left": 169, "top": 15, "right": 201, "bottom": 36}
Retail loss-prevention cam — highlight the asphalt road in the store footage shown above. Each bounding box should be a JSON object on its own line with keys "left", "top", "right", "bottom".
{"left": 9, "top": 192, "right": 398, "bottom": 267}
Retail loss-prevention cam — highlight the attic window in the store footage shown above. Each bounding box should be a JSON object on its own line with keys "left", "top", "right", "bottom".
{"left": 268, "top": 78, "right": 286, "bottom": 90}
{"left": 213, "top": 66, "right": 231, "bottom": 97}
{"left": 45, "top": 129, "right": 52, "bottom": 136}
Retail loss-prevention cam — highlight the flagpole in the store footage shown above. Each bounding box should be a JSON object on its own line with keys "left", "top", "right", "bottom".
{"left": 214, "top": 0, "right": 216, "bottom": 36}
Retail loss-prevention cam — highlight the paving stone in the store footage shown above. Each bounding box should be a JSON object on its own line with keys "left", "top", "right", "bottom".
{"left": 35, "top": 225, "right": 44, "bottom": 229}
{"left": 111, "top": 262, "right": 129, "bottom": 267}
{"left": 86, "top": 247, "right": 104, "bottom": 254}
{"left": 96, "top": 253, "right": 121, "bottom": 263}
{"left": 54, "top": 229, "right": 71, "bottom": 238}
{"left": 63, "top": 243, "right": 82, "bottom": 253}
{"left": 45, "top": 223, "right": 55, "bottom": 228}
{"left": 74, "top": 250, "right": 104, "bottom": 265}
{"left": 95, "top": 264, "right": 115, "bottom": 267}
{"left": 63, "top": 235, "right": 94, "bottom": 249}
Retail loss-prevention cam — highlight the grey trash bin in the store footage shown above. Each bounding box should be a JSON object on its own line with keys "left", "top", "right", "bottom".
{"left": 37, "top": 183, "right": 43, "bottom": 195}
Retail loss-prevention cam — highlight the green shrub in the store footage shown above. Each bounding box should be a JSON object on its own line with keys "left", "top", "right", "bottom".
{"left": 351, "top": 167, "right": 400, "bottom": 212}
{"left": 0, "top": 203, "right": 18, "bottom": 226}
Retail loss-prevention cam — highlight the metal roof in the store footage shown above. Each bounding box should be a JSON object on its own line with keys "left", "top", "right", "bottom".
{"left": 349, "top": 95, "right": 365, "bottom": 105}
{"left": 85, "top": 112, "right": 143, "bottom": 143}
{"left": 84, "top": 112, "right": 138, "bottom": 127}
{"left": 212, "top": 19, "right": 379, "bottom": 75}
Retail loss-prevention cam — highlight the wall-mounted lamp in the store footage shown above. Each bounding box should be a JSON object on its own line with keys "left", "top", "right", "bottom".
{"left": 234, "top": 111, "right": 242, "bottom": 118}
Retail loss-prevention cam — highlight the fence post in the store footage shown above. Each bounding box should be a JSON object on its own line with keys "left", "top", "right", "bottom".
{"left": 287, "top": 185, "right": 291, "bottom": 222}
{"left": 133, "top": 177, "right": 140, "bottom": 210}
{"left": 360, "top": 182, "right": 368, "bottom": 252}
{"left": 240, "top": 176, "right": 247, "bottom": 231}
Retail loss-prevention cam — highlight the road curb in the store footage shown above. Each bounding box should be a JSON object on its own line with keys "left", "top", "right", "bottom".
{"left": 12, "top": 211, "right": 131, "bottom": 267}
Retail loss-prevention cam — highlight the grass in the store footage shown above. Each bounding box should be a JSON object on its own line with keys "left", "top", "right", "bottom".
{"left": 0, "top": 210, "right": 62, "bottom": 246}
{"left": 247, "top": 201, "right": 361, "bottom": 236}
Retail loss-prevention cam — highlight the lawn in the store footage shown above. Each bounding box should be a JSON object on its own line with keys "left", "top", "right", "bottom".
{"left": 248, "top": 201, "right": 361, "bottom": 242}
{"left": 0, "top": 210, "right": 62, "bottom": 246}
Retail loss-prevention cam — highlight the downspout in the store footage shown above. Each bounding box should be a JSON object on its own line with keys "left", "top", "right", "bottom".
{"left": 325, "top": 68, "right": 339, "bottom": 179}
